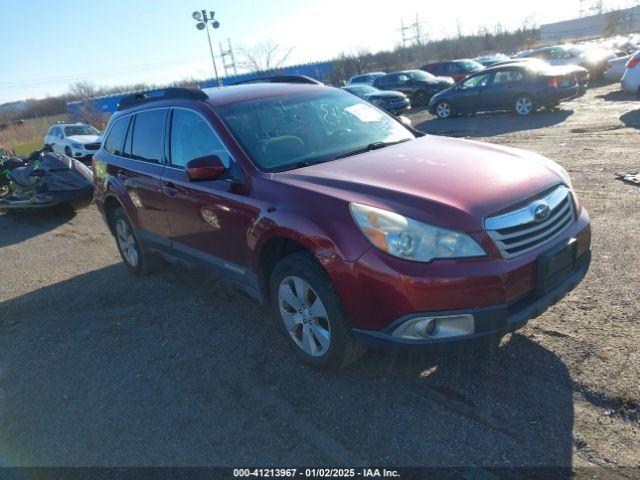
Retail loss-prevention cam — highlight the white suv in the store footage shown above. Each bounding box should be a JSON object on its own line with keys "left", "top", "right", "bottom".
{"left": 621, "top": 52, "right": 640, "bottom": 96}
{"left": 44, "top": 123, "right": 102, "bottom": 162}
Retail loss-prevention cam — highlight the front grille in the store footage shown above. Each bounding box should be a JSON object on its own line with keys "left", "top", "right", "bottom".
{"left": 485, "top": 185, "right": 574, "bottom": 258}
{"left": 84, "top": 143, "right": 100, "bottom": 151}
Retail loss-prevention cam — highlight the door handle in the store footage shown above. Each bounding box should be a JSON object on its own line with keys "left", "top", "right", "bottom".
{"left": 162, "top": 181, "right": 179, "bottom": 197}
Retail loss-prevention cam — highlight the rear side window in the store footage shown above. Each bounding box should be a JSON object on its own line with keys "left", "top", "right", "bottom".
{"left": 169, "top": 109, "right": 230, "bottom": 169}
{"left": 493, "top": 69, "right": 524, "bottom": 84}
{"left": 103, "top": 116, "right": 130, "bottom": 156}
{"left": 131, "top": 109, "right": 167, "bottom": 163}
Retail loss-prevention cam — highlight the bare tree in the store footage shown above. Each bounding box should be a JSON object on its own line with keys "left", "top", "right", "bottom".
{"left": 69, "top": 80, "right": 99, "bottom": 100}
{"left": 239, "top": 41, "right": 293, "bottom": 74}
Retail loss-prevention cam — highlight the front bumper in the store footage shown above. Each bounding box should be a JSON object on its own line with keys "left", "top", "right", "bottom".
{"left": 354, "top": 249, "right": 590, "bottom": 350}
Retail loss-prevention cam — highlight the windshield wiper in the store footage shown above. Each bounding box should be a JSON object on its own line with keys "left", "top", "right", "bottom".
{"left": 333, "top": 138, "right": 411, "bottom": 160}
{"left": 271, "top": 159, "right": 331, "bottom": 173}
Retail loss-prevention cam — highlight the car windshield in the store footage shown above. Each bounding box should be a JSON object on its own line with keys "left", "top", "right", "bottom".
{"left": 64, "top": 125, "right": 100, "bottom": 136}
{"left": 408, "top": 70, "right": 435, "bottom": 81}
{"left": 344, "top": 85, "right": 378, "bottom": 96}
{"left": 216, "top": 89, "right": 414, "bottom": 172}
{"left": 460, "top": 60, "right": 483, "bottom": 71}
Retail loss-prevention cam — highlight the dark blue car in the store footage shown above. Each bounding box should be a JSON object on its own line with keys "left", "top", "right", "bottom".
{"left": 428, "top": 64, "right": 579, "bottom": 119}
{"left": 341, "top": 84, "right": 410, "bottom": 115}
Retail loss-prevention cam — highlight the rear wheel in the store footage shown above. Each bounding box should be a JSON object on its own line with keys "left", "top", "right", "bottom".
{"left": 111, "top": 207, "right": 161, "bottom": 276}
{"left": 435, "top": 100, "right": 452, "bottom": 119}
{"left": 270, "top": 252, "right": 366, "bottom": 370}
{"left": 514, "top": 95, "right": 534, "bottom": 116}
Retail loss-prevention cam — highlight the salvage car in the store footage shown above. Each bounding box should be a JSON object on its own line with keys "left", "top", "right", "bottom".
{"left": 93, "top": 81, "right": 591, "bottom": 370}
{"left": 341, "top": 84, "right": 410, "bottom": 114}
{"left": 421, "top": 59, "right": 485, "bottom": 82}
{"left": 44, "top": 123, "right": 102, "bottom": 162}
{"left": 492, "top": 58, "right": 590, "bottom": 92}
{"left": 429, "top": 63, "right": 579, "bottom": 118}
{"left": 517, "top": 44, "right": 615, "bottom": 79}
{"left": 348, "top": 72, "right": 386, "bottom": 85}
{"left": 373, "top": 70, "right": 454, "bottom": 105}
{"left": 621, "top": 51, "right": 640, "bottom": 96}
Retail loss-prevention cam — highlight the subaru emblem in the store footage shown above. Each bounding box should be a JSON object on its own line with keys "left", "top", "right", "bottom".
{"left": 533, "top": 203, "right": 551, "bottom": 222}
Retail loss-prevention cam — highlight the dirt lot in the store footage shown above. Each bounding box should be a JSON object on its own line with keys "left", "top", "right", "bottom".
{"left": 0, "top": 84, "right": 638, "bottom": 472}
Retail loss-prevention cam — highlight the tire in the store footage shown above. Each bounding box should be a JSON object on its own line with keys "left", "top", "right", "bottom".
{"left": 110, "top": 206, "right": 161, "bottom": 276}
{"left": 64, "top": 146, "right": 72, "bottom": 157}
{"left": 513, "top": 94, "right": 535, "bottom": 116}
{"left": 435, "top": 100, "right": 453, "bottom": 119}
{"left": 270, "top": 252, "right": 366, "bottom": 370}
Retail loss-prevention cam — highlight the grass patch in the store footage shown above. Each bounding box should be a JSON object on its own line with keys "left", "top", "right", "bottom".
{"left": 13, "top": 140, "right": 44, "bottom": 157}
{"left": 0, "top": 113, "right": 69, "bottom": 156}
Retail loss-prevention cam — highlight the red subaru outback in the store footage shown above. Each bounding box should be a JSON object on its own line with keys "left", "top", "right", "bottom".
{"left": 93, "top": 80, "right": 591, "bottom": 370}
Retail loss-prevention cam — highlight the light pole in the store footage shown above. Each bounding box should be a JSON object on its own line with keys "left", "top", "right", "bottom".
{"left": 193, "top": 10, "right": 221, "bottom": 87}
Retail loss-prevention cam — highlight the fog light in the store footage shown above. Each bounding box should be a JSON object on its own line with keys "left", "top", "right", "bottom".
{"left": 392, "top": 314, "right": 475, "bottom": 340}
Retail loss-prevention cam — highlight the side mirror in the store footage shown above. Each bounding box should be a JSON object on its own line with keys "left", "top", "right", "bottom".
{"left": 398, "top": 115, "right": 412, "bottom": 127}
{"left": 186, "top": 155, "right": 226, "bottom": 181}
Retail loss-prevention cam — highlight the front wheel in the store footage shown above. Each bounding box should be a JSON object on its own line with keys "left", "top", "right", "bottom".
{"left": 514, "top": 95, "right": 535, "bottom": 116}
{"left": 435, "top": 100, "right": 453, "bottom": 119}
{"left": 270, "top": 252, "right": 366, "bottom": 370}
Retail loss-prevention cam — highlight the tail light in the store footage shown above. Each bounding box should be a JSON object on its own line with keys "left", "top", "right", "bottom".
{"left": 546, "top": 76, "right": 560, "bottom": 88}
{"left": 627, "top": 55, "right": 639, "bottom": 69}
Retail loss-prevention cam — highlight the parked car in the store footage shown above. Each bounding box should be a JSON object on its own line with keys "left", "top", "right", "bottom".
{"left": 93, "top": 82, "right": 591, "bottom": 370}
{"left": 474, "top": 53, "right": 510, "bottom": 67}
{"left": 348, "top": 72, "right": 386, "bottom": 85}
{"left": 621, "top": 51, "right": 640, "bottom": 96}
{"left": 44, "top": 123, "right": 102, "bottom": 162}
{"left": 491, "top": 58, "right": 590, "bottom": 93}
{"left": 373, "top": 70, "right": 454, "bottom": 105}
{"left": 517, "top": 44, "right": 615, "bottom": 79}
{"left": 341, "top": 84, "right": 410, "bottom": 114}
{"left": 421, "top": 59, "right": 485, "bottom": 83}
{"left": 428, "top": 63, "right": 579, "bottom": 118}
{"left": 604, "top": 54, "right": 633, "bottom": 83}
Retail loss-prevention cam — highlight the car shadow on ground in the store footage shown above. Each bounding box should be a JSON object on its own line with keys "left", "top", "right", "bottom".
{"left": 596, "top": 89, "right": 637, "bottom": 102}
{"left": 0, "top": 263, "right": 575, "bottom": 471}
{"left": 415, "top": 109, "right": 574, "bottom": 138}
{"left": 0, "top": 206, "right": 75, "bottom": 248}
{"left": 620, "top": 109, "right": 640, "bottom": 129}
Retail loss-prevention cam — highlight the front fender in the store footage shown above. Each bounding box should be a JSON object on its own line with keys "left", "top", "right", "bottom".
{"left": 247, "top": 208, "right": 370, "bottom": 273}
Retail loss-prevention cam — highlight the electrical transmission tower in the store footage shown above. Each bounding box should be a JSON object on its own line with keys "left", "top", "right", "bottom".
{"left": 399, "top": 13, "right": 426, "bottom": 47}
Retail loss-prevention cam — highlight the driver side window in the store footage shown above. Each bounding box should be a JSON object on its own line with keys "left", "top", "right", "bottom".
{"left": 169, "top": 109, "right": 230, "bottom": 169}
{"left": 460, "top": 73, "right": 490, "bottom": 90}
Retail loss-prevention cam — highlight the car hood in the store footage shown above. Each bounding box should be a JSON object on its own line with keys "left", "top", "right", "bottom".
{"left": 274, "top": 135, "right": 566, "bottom": 232}
{"left": 67, "top": 135, "right": 102, "bottom": 143}
{"left": 366, "top": 90, "right": 406, "bottom": 100}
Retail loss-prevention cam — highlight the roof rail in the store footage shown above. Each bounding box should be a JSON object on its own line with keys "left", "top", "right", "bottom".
{"left": 232, "top": 75, "right": 324, "bottom": 86}
{"left": 116, "top": 87, "right": 208, "bottom": 111}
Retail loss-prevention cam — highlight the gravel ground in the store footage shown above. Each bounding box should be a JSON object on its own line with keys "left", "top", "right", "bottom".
{"left": 0, "top": 83, "right": 638, "bottom": 472}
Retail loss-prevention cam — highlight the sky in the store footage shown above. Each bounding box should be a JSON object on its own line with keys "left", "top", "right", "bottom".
{"left": 0, "top": 0, "right": 637, "bottom": 104}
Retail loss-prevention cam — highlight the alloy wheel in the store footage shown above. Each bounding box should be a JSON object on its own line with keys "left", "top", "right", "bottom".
{"left": 115, "top": 218, "right": 139, "bottom": 267}
{"left": 515, "top": 96, "right": 533, "bottom": 115}
{"left": 436, "top": 102, "right": 451, "bottom": 118}
{"left": 278, "top": 276, "right": 331, "bottom": 357}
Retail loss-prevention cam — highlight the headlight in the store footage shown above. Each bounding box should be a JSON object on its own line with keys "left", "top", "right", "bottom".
{"left": 71, "top": 143, "right": 82, "bottom": 149}
{"left": 350, "top": 203, "right": 486, "bottom": 262}
{"left": 557, "top": 165, "right": 574, "bottom": 190}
